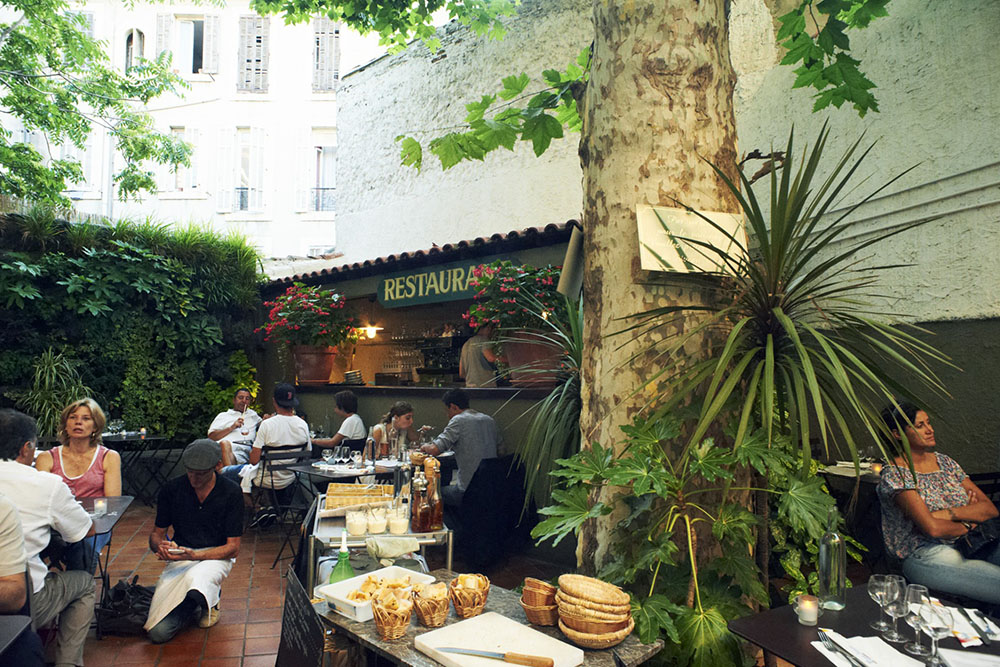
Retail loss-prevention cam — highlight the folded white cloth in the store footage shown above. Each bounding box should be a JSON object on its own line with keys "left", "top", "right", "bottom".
{"left": 813, "top": 630, "right": 922, "bottom": 667}
{"left": 238, "top": 463, "right": 259, "bottom": 493}
{"left": 365, "top": 536, "right": 419, "bottom": 567}
{"left": 938, "top": 647, "right": 1000, "bottom": 667}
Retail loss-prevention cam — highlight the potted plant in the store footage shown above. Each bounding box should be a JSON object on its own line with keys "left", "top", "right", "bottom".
{"left": 464, "top": 260, "right": 564, "bottom": 387}
{"left": 257, "top": 283, "right": 359, "bottom": 384}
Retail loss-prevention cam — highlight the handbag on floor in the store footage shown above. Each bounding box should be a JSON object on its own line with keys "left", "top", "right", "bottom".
{"left": 95, "top": 575, "right": 156, "bottom": 635}
{"left": 956, "top": 517, "right": 1000, "bottom": 558}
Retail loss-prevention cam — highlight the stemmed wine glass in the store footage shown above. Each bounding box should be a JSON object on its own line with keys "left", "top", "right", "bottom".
{"left": 321, "top": 447, "right": 335, "bottom": 465}
{"left": 903, "top": 584, "right": 930, "bottom": 656}
{"left": 881, "top": 575, "right": 907, "bottom": 642}
{"left": 868, "top": 574, "right": 890, "bottom": 631}
{"left": 337, "top": 446, "right": 350, "bottom": 465}
{"left": 920, "top": 603, "right": 954, "bottom": 666}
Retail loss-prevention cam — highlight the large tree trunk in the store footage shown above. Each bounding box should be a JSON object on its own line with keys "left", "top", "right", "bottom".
{"left": 577, "top": 0, "right": 740, "bottom": 572}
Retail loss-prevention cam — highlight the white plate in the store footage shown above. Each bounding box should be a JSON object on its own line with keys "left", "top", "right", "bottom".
{"left": 316, "top": 565, "right": 435, "bottom": 622}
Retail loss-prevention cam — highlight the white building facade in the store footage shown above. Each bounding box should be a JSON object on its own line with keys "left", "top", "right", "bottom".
{"left": 6, "top": 0, "right": 346, "bottom": 257}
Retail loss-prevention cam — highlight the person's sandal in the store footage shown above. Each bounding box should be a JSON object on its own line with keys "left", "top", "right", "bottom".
{"left": 198, "top": 603, "right": 221, "bottom": 628}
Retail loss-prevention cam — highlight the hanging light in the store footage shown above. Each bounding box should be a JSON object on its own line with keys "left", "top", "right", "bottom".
{"left": 363, "top": 324, "right": 383, "bottom": 339}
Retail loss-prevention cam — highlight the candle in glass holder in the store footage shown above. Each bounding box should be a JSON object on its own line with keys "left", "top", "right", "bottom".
{"left": 795, "top": 594, "right": 819, "bottom": 625}
{"left": 871, "top": 462, "right": 883, "bottom": 475}
{"left": 94, "top": 498, "right": 108, "bottom": 516}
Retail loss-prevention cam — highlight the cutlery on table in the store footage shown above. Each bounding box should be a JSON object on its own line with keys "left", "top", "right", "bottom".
{"left": 972, "top": 609, "right": 999, "bottom": 639}
{"left": 816, "top": 630, "right": 865, "bottom": 667}
{"left": 437, "top": 647, "right": 554, "bottom": 667}
{"left": 957, "top": 607, "right": 991, "bottom": 645}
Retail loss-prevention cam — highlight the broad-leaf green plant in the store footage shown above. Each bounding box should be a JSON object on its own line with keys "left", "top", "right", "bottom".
{"left": 8, "top": 347, "right": 91, "bottom": 437}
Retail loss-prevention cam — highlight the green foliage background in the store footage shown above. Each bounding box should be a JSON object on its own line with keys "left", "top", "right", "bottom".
{"left": 0, "top": 208, "right": 265, "bottom": 441}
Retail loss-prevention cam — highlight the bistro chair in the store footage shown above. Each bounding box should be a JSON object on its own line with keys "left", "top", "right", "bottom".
{"left": 251, "top": 448, "right": 315, "bottom": 567}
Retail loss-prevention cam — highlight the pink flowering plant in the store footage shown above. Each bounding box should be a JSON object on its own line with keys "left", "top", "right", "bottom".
{"left": 257, "top": 283, "right": 359, "bottom": 348}
{"left": 464, "top": 260, "right": 564, "bottom": 333}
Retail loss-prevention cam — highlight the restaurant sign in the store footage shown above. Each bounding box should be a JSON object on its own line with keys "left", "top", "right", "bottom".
{"left": 376, "top": 259, "right": 484, "bottom": 308}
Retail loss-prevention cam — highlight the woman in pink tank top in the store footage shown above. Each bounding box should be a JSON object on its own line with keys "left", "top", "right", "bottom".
{"left": 36, "top": 398, "right": 122, "bottom": 498}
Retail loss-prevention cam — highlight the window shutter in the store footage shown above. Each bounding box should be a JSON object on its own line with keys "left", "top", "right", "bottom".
{"left": 156, "top": 13, "right": 173, "bottom": 58}
{"left": 186, "top": 128, "right": 199, "bottom": 190}
{"left": 249, "top": 127, "right": 266, "bottom": 212}
{"left": 258, "top": 18, "right": 270, "bottom": 92}
{"left": 203, "top": 15, "right": 220, "bottom": 74}
{"left": 237, "top": 16, "right": 269, "bottom": 92}
{"left": 294, "top": 129, "right": 312, "bottom": 212}
{"left": 312, "top": 18, "right": 340, "bottom": 92}
{"left": 80, "top": 12, "right": 95, "bottom": 39}
{"left": 216, "top": 129, "right": 234, "bottom": 212}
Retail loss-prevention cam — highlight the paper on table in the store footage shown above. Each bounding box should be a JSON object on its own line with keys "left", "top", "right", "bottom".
{"left": 932, "top": 599, "right": 984, "bottom": 647}
{"left": 813, "top": 631, "right": 923, "bottom": 667}
{"left": 938, "top": 648, "right": 1000, "bottom": 667}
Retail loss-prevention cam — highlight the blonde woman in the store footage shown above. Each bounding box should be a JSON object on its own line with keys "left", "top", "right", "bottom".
{"left": 36, "top": 398, "right": 122, "bottom": 571}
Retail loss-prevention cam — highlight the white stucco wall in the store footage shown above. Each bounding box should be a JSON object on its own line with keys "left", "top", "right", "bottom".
{"left": 334, "top": 0, "right": 590, "bottom": 265}
{"left": 732, "top": 0, "right": 1000, "bottom": 323}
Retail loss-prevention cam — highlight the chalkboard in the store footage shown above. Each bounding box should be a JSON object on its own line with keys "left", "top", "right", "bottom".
{"left": 277, "top": 566, "right": 326, "bottom": 667}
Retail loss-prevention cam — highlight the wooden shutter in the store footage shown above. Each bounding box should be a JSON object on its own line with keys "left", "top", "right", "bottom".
{"left": 156, "top": 14, "right": 173, "bottom": 58}
{"left": 216, "top": 128, "right": 234, "bottom": 212}
{"left": 312, "top": 18, "right": 340, "bottom": 92}
{"left": 249, "top": 127, "right": 266, "bottom": 212}
{"left": 185, "top": 128, "right": 199, "bottom": 190}
{"left": 203, "top": 15, "right": 220, "bottom": 74}
{"left": 237, "top": 16, "right": 269, "bottom": 92}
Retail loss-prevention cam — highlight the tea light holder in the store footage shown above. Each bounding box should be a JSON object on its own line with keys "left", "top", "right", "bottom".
{"left": 794, "top": 594, "right": 820, "bottom": 626}
{"left": 94, "top": 498, "right": 108, "bottom": 516}
{"left": 871, "top": 462, "right": 883, "bottom": 475}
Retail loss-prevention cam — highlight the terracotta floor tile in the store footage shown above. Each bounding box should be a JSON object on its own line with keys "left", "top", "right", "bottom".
{"left": 160, "top": 639, "right": 205, "bottom": 661}
{"left": 112, "top": 641, "right": 162, "bottom": 664}
{"left": 202, "top": 637, "right": 245, "bottom": 658}
{"left": 241, "top": 653, "right": 278, "bottom": 667}
{"left": 251, "top": 607, "right": 283, "bottom": 622}
{"left": 200, "top": 658, "right": 243, "bottom": 667}
{"left": 248, "top": 595, "right": 282, "bottom": 608}
{"left": 208, "top": 623, "right": 247, "bottom": 640}
{"left": 244, "top": 635, "right": 280, "bottom": 655}
{"left": 244, "top": 621, "right": 281, "bottom": 637}
{"left": 221, "top": 597, "right": 249, "bottom": 610}
{"left": 155, "top": 659, "right": 201, "bottom": 666}
{"left": 216, "top": 608, "right": 249, "bottom": 625}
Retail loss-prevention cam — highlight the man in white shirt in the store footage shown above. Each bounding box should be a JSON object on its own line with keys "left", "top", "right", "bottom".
{"left": 311, "top": 390, "right": 366, "bottom": 451}
{"left": 0, "top": 491, "right": 44, "bottom": 665}
{"left": 0, "top": 409, "right": 95, "bottom": 667}
{"left": 208, "top": 388, "right": 263, "bottom": 466}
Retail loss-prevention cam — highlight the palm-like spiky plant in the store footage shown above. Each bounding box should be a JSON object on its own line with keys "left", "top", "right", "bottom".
{"left": 634, "top": 126, "right": 952, "bottom": 465}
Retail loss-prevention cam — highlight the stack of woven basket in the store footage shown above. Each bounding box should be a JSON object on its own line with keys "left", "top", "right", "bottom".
{"left": 520, "top": 577, "right": 558, "bottom": 625}
{"left": 555, "top": 574, "right": 634, "bottom": 649}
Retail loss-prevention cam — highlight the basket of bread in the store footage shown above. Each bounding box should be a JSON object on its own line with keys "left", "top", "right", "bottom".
{"left": 520, "top": 577, "right": 558, "bottom": 626}
{"left": 448, "top": 573, "right": 490, "bottom": 618}
{"left": 371, "top": 583, "right": 414, "bottom": 640}
{"left": 555, "top": 574, "right": 634, "bottom": 649}
{"left": 412, "top": 581, "right": 450, "bottom": 627}
{"left": 320, "top": 483, "right": 394, "bottom": 517}
{"left": 317, "top": 566, "right": 435, "bottom": 622}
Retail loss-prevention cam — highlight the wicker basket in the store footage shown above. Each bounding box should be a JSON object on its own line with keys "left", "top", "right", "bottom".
{"left": 556, "top": 598, "right": 631, "bottom": 622}
{"left": 557, "top": 575, "right": 630, "bottom": 607}
{"left": 449, "top": 575, "right": 490, "bottom": 618}
{"left": 372, "top": 603, "right": 412, "bottom": 640}
{"left": 558, "top": 617, "right": 635, "bottom": 649}
{"left": 414, "top": 595, "right": 450, "bottom": 628}
{"left": 555, "top": 590, "right": 630, "bottom": 615}
{"left": 524, "top": 577, "right": 558, "bottom": 594}
{"left": 520, "top": 598, "right": 559, "bottom": 626}
{"left": 522, "top": 586, "right": 556, "bottom": 607}
{"left": 559, "top": 612, "right": 631, "bottom": 634}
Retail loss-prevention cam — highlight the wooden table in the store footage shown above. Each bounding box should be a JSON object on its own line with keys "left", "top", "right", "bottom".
{"left": 313, "top": 569, "right": 663, "bottom": 666}
{"left": 728, "top": 586, "right": 1000, "bottom": 666}
{"left": 0, "top": 616, "right": 31, "bottom": 657}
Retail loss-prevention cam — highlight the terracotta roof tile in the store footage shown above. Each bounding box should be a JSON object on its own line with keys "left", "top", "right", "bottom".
{"left": 270, "top": 220, "right": 578, "bottom": 287}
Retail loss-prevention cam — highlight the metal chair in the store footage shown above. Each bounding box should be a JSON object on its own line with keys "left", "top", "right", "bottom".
{"left": 257, "top": 448, "right": 315, "bottom": 568}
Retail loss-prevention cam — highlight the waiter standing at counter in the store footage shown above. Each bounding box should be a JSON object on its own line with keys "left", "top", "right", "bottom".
{"left": 459, "top": 324, "right": 499, "bottom": 388}
{"left": 420, "top": 389, "right": 500, "bottom": 522}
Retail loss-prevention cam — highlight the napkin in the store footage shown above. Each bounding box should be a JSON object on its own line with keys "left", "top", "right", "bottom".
{"left": 938, "top": 648, "right": 1000, "bottom": 667}
{"left": 931, "top": 598, "right": 987, "bottom": 647}
{"left": 812, "top": 630, "right": 923, "bottom": 667}
{"left": 366, "top": 537, "right": 419, "bottom": 566}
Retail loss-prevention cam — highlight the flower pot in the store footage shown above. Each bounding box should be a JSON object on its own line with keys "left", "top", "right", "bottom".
{"left": 291, "top": 345, "right": 338, "bottom": 385}
{"left": 504, "top": 331, "right": 562, "bottom": 388}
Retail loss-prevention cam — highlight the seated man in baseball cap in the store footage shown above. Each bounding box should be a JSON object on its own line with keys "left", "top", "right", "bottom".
{"left": 145, "top": 439, "right": 243, "bottom": 643}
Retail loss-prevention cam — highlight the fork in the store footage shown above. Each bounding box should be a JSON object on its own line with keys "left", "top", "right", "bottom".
{"left": 816, "top": 629, "right": 865, "bottom": 667}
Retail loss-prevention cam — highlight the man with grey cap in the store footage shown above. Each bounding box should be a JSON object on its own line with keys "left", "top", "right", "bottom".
{"left": 145, "top": 438, "right": 243, "bottom": 643}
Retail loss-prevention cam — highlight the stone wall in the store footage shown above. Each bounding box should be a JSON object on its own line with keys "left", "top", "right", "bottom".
{"left": 334, "top": 0, "right": 590, "bottom": 264}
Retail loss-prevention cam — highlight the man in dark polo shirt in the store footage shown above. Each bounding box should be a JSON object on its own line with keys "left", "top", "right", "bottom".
{"left": 144, "top": 439, "right": 243, "bottom": 643}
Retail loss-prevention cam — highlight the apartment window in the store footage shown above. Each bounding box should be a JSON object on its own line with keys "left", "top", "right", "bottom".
{"left": 312, "top": 146, "right": 336, "bottom": 211}
{"left": 312, "top": 18, "right": 340, "bottom": 92}
{"left": 59, "top": 140, "right": 94, "bottom": 190}
{"left": 159, "top": 127, "right": 198, "bottom": 192}
{"left": 295, "top": 129, "right": 336, "bottom": 212}
{"left": 125, "top": 29, "right": 144, "bottom": 69}
{"left": 237, "top": 16, "right": 269, "bottom": 92}
{"left": 217, "top": 127, "right": 266, "bottom": 213}
{"left": 69, "top": 11, "right": 95, "bottom": 39}
{"left": 156, "top": 14, "right": 219, "bottom": 74}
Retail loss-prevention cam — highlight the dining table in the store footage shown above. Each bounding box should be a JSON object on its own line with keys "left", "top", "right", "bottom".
{"left": 79, "top": 495, "right": 134, "bottom": 637}
{"left": 728, "top": 586, "right": 1000, "bottom": 666}
{"left": 312, "top": 568, "right": 663, "bottom": 666}
{"left": 0, "top": 616, "right": 32, "bottom": 658}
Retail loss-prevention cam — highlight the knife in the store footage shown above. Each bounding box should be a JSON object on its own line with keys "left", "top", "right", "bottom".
{"left": 972, "top": 608, "right": 999, "bottom": 640}
{"left": 437, "top": 647, "right": 554, "bottom": 667}
{"left": 957, "top": 607, "right": 991, "bottom": 645}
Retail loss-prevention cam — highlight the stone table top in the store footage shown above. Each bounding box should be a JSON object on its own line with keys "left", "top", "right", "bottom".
{"left": 313, "top": 569, "right": 663, "bottom": 666}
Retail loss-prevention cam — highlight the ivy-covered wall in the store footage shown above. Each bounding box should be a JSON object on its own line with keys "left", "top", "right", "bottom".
{"left": 0, "top": 207, "right": 265, "bottom": 441}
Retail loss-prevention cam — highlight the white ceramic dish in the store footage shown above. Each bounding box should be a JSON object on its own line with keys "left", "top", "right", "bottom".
{"left": 316, "top": 565, "right": 435, "bottom": 622}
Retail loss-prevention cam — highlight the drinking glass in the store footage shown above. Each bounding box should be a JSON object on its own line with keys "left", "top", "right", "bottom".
{"left": 920, "top": 603, "right": 953, "bottom": 666}
{"left": 351, "top": 450, "right": 363, "bottom": 468}
{"left": 338, "top": 446, "right": 350, "bottom": 465}
{"left": 867, "top": 574, "right": 890, "bottom": 631}
{"left": 321, "top": 447, "right": 335, "bottom": 464}
{"left": 903, "top": 584, "right": 930, "bottom": 656}
{"left": 883, "top": 597, "right": 909, "bottom": 643}
{"left": 881, "top": 576, "right": 906, "bottom": 642}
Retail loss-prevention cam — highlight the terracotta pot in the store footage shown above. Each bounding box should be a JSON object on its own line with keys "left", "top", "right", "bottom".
{"left": 291, "top": 345, "right": 338, "bottom": 385}
{"left": 503, "top": 331, "right": 562, "bottom": 388}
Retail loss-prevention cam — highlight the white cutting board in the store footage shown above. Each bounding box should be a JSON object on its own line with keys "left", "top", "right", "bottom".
{"left": 415, "top": 612, "right": 583, "bottom": 667}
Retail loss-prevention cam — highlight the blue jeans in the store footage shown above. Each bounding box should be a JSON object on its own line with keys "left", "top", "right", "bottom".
{"left": 220, "top": 464, "right": 244, "bottom": 485}
{"left": 902, "top": 540, "right": 1000, "bottom": 605}
{"left": 147, "top": 590, "right": 205, "bottom": 644}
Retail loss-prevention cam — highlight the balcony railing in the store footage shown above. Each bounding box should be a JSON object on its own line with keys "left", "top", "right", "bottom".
{"left": 311, "top": 187, "right": 336, "bottom": 212}
{"left": 234, "top": 187, "right": 250, "bottom": 211}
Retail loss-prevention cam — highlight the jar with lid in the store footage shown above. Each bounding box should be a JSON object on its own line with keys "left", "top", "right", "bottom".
{"left": 410, "top": 470, "right": 430, "bottom": 533}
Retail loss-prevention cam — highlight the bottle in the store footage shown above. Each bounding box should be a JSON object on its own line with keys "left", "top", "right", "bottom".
{"left": 427, "top": 466, "right": 443, "bottom": 531}
{"left": 328, "top": 531, "right": 355, "bottom": 584}
{"left": 818, "top": 507, "right": 846, "bottom": 610}
{"left": 411, "top": 470, "right": 429, "bottom": 533}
